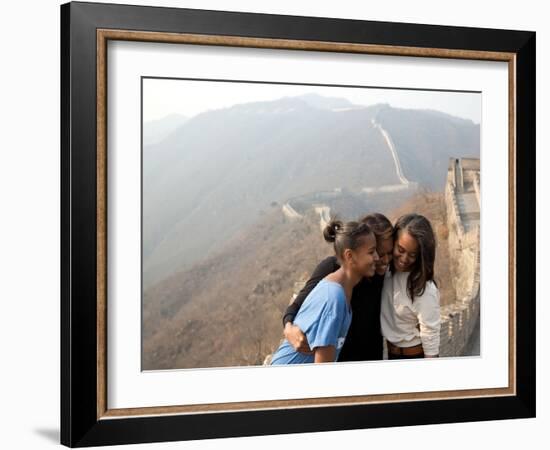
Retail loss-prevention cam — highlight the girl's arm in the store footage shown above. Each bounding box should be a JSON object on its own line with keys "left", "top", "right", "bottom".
{"left": 282, "top": 257, "right": 339, "bottom": 353}
{"left": 282, "top": 256, "right": 339, "bottom": 327}
{"left": 417, "top": 285, "right": 441, "bottom": 357}
{"left": 284, "top": 322, "right": 312, "bottom": 354}
{"left": 313, "top": 346, "right": 336, "bottom": 363}
{"left": 296, "top": 280, "right": 347, "bottom": 363}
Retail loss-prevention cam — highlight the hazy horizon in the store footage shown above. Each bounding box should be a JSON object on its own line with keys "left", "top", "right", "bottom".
{"left": 143, "top": 78, "right": 481, "bottom": 124}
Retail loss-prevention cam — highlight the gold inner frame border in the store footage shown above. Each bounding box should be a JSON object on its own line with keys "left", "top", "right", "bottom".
{"left": 96, "top": 28, "right": 517, "bottom": 420}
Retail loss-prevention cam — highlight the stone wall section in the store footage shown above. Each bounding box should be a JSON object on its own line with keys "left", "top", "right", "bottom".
{"left": 439, "top": 157, "right": 480, "bottom": 357}
{"left": 269, "top": 157, "right": 480, "bottom": 362}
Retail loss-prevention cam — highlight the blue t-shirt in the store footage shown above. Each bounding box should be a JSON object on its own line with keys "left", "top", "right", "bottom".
{"left": 271, "top": 279, "right": 352, "bottom": 364}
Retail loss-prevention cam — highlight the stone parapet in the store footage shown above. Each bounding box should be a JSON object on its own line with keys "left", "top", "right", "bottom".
{"left": 473, "top": 171, "right": 481, "bottom": 206}
{"left": 440, "top": 158, "right": 480, "bottom": 356}
{"left": 267, "top": 156, "right": 480, "bottom": 363}
{"left": 446, "top": 182, "right": 465, "bottom": 242}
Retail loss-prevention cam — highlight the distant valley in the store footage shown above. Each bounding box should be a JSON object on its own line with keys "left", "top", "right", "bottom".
{"left": 142, "top": 94, "right": 480, "bottom": 289}
{"left": 141, "top": 93, "right": 479, "bottom": 369}
{"left": 142, "top": 192, "right": 454, "bottom": 370}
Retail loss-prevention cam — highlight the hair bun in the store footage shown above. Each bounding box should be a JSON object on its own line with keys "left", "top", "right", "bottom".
{"left": 323, "top": 219, "right": 342, "bottom": 243}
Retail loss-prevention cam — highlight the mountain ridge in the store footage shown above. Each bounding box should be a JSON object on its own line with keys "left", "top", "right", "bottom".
{"left": 142, "top": 94, "right": 479, "bottom": 288}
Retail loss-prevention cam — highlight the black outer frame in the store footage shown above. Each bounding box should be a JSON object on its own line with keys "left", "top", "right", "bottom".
{"left": 60, "top": 1, "right": 536, "bottom": 447}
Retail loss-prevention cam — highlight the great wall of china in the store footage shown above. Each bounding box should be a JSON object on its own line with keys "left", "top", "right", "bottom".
{"left": 271, "top": 156, "right": 480, "bottom": 360}
{"left": 439, "top": 157, "right": 480, "bottom": 356}
{"left": 275, "top": 111, "right": 480, "bottom": 359}
{"left": 282, "top": 118, "right": 419, "bottom": 231}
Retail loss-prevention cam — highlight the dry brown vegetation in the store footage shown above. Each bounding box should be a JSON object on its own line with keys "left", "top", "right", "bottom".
{"left": 142, "top": 191, "right": 456, "bottom": 370}
{"left": 142, "top": 209, "right": 332, "bottom": 370}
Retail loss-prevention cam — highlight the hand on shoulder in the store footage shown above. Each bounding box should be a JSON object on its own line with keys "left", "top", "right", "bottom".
{"left": 284, "top": 322, "right": 312, "bottom": 354}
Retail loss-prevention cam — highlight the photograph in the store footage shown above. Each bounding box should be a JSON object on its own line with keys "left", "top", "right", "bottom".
{"left": 59, "top": 2, "right": 536, "bottom": 446}
{"left": 141, "top": 79, "right": 481, "bottom": 370}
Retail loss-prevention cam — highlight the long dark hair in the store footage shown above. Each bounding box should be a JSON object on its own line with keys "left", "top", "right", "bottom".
{"left": 323, "top": 219, "right": 373, "bottom": 263}
{"left": 391, "top": 213, "right": 436, "bottom": 301}
{"left": 359, "top": 213, "right": 393, "bottom": 242}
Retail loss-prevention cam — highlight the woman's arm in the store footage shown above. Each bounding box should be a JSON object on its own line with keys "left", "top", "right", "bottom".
{"left": 417, "top": 284, "right": 441, "bottom": 358}
{"left": 302, "top": 283, "right": 349, "bottom": 363}
{"left": 284, "top": 322, "right": 312, "bottom": 353}
{"left": 313, "top": 345, "right": 336, "bottom": 363}
{"left": 282, "top": 256, "right": 339, "bottom": 326}
{"left": 282, "top": 257, "right": 339, "bottom": 353}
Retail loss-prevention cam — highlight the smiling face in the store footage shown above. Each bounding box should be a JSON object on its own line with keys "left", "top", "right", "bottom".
{"left": 345, "top": 233, "right": 379, "bottom": 278}
{"left": 375, "top": 236, "right": 393, "bottom": 275}
{"left": 393, "top": 231, "right": 419, "bottom": 272}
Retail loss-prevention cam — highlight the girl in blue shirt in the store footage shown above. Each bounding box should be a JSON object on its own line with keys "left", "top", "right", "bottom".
{"left": 271, "top": 219, "right": 379, "bottom": 364}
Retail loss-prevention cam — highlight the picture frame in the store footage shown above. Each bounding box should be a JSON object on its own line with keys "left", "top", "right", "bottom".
{"left": 60, "top": 1, "right": 535, "bottom": 447}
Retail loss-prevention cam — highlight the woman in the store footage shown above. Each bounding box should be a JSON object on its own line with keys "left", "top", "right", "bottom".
{"left": 380, "top": 213, "right": 441, "bottom": 359}
{"left": 282, "top": 213, "right": 394, "bottom": 361}
{"left": 271, "top": 219, "right": 379, "bottom": 364}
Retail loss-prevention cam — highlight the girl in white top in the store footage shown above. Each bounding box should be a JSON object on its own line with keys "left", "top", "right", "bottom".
{"left": 380, "top": 213, "right": 440, "bottom": 359}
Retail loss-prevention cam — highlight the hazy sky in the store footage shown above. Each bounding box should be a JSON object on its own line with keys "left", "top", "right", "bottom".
{"left": 143, "top": 78, "right": 481, "bottom": 124}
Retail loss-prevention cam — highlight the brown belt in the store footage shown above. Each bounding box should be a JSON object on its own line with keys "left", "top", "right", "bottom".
{"left": 387, "top": 341, "right": 424, "bottom": 356}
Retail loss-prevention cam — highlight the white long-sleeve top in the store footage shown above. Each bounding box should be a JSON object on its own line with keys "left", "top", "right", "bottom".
{"left": 380, "top": 270, "right": 441, "bottom": 356}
